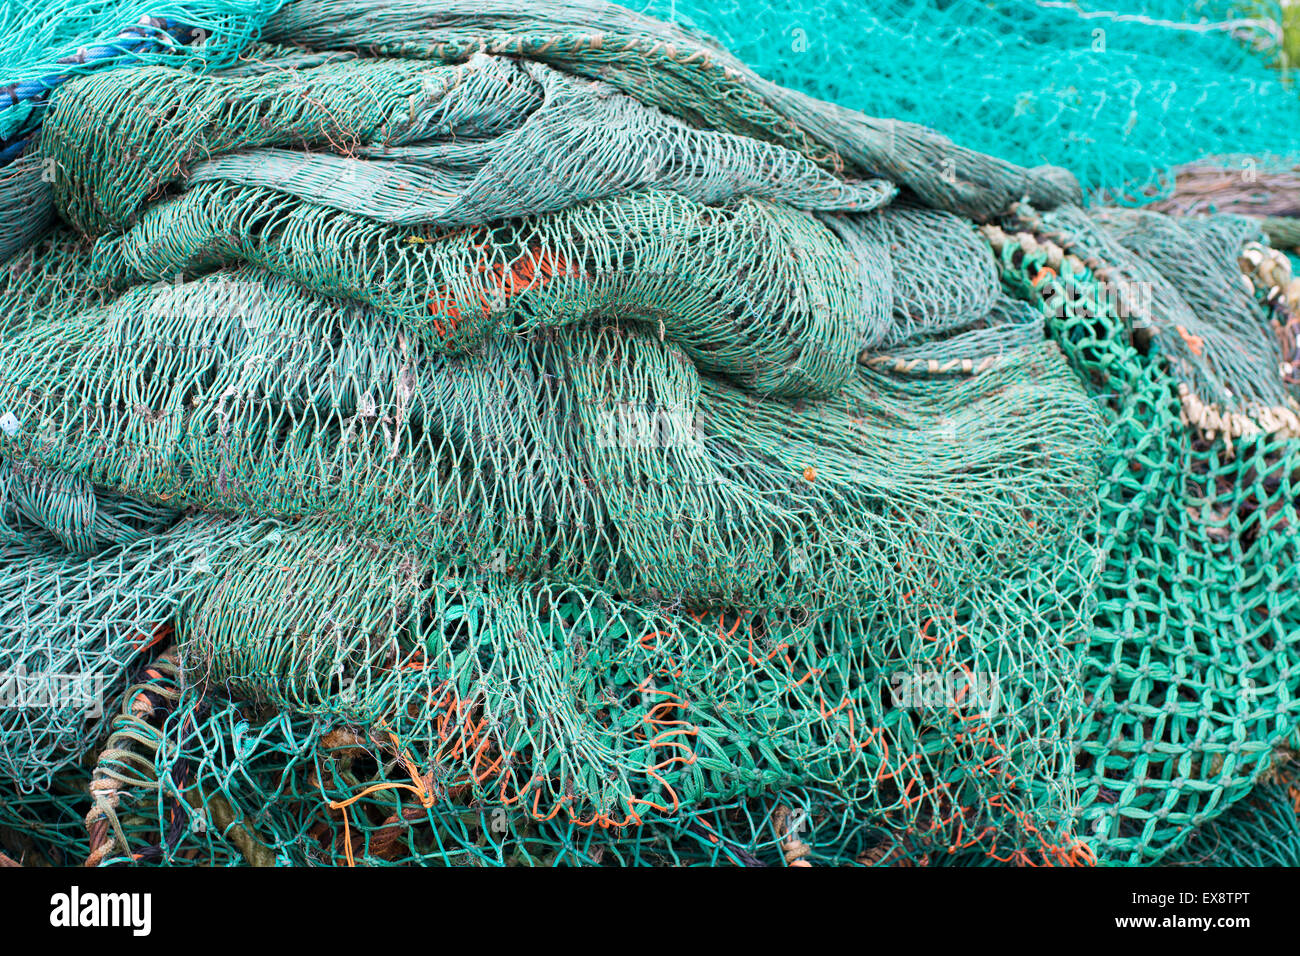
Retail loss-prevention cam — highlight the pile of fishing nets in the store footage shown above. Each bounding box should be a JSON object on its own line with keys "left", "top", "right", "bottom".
{"left": 0, "top": 0, "right": 1298, "bottom": 867}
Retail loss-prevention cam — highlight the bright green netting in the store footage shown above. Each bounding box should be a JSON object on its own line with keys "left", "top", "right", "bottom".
{"left": 642, "top": 0, "right": 1300, "bottom": 202}
{"left": 859, "top": 215, "right": 1300, "bottom": 867}
{"left": 72, "top": 653, "right": 858, "bottom": 866}
{"left": 987, "top": 215, "right": 1300, "bottom": 865}
{"left": 82, "top": 652, "right": 255, "bottom": 866}
{"left": 0, "top": 0, "right": 1298, "bottom": 868}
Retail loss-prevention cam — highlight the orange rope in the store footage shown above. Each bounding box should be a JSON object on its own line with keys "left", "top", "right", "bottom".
{"left": 326, "top": 724, "right": 434, "bottom": 868}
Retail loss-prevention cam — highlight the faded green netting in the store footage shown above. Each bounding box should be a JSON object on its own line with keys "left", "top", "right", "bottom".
{"left": 0, "top": 1, "right": 288, "bottom": 260}
{"left": 0, "top": 205, "right": 1102, "bottom": 611}
{"left": 253, "top": 0, "right": 1081, "bottom": 220}
{"left": 61, "top": 518, "right": 1094, "bottom": 867}
{"left": 2, "top": 0, "right": 1299, "bottom": 868}
{"left": 0, "top": 153, "right": 55, "bottom": 264}
{"left": 0, "top": 501, "right": 263, "bottom": 795}
{"left": 91, "top": 187, "right": 878, "bottom": 396}
{"left": 7, "top": 1, "right": 1300, "bottom": 192}
{"left": 44, "top": 51, "right": 895, "bottom": 233}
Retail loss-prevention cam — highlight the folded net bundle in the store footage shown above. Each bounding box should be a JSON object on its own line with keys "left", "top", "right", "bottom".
{"left": 0, "top": 0, "right": 1297, "bottom": 868}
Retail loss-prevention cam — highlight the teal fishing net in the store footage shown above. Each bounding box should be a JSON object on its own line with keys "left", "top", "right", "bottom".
{"left": 0, "top": 0, "right": 1298, "bottom": 868}
{"left": 648, "top": 0, "right": 1300, "bottom": 202}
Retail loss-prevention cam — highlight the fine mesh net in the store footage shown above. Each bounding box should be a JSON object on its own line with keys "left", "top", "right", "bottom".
{"left": 644, "top": 0, "right": 1300, "bottom": 203}
{"left": 1, "top": 0, "right": 1299, "bottom": 868}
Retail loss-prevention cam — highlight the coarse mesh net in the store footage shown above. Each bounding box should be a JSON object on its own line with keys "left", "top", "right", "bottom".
{"left": 985, "top": 215, "right": 1300, "bottom": 865}
{"left": 1163, "top": 751, "right": 1300, "bottom": 866}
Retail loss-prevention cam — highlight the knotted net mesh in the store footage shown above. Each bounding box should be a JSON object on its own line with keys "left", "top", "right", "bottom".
{"left": 0, "top": 0, "right": 1298, "bottom": 867}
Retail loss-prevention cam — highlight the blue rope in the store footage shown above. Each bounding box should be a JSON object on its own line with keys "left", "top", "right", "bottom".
{"left": 0, "top": 136, "right": 31, "bottom": 166}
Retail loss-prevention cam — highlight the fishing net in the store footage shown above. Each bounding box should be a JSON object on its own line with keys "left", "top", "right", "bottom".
{"left": 6, "top": 1, "right": 1299, "bottom": 213}
{"left": 1146, "top": 162, "right": 1300, "bottom": 279}
{"left": 985, "top": 215, "right": 1300, "bottom": 865}
{"left": 0, "top": 0, "right": 282, "bottom": 151}
{"left": 647, "top": 0, "right": 1300, "bottom": 203}
{"left": 0, "top": 503, "right": 249, "bottom": 793}
{"left": 44, "top": 50, "right": 896, "bottom": 234}
{"left": 0, "top": 250, "right": 1108, "bottom": 863}
{"left": 0, "top": 1, "right": 284, "bottom": 260}
{"left": 253, "top": 0, "right": 1082, "bottom": 221}
{"left": 0, "top": 767, "right": 94, "bottom": 866}
{"left": 0, "top": 207, "right": 1104, "bottom": 611}
{"left": 74, "top": 524, "right": 1096, "bottom": 867}
{"left": 0, "top": 153, "right": 54, "bottom": 264}
{"left": 89, "top": 187, "right": 877, "bottom": 396}
{"left": 1164, "top": 751, "right": 1300, "bottom": 866}
{"left": 1, "top": 0, "right": 1299, "bottom": 868}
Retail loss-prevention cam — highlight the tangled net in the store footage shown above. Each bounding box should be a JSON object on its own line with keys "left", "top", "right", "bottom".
{"left": 1, "top": 0, "right": 1298, "bottom": 868}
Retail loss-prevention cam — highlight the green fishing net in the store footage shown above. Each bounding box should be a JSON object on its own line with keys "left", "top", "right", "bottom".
{"left": 1164, "top": 754, "right": 1300, "bottom": 866}
{"left": 1, "top": 0, "right": 1298, "bottom": 868}
{"left": 985, "top": 216, "right": 1300, "bottom": 864}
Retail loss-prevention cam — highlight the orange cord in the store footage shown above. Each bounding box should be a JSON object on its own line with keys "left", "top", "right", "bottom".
{"left": 326, "top": 724, "right": 434, "bottom": 867}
